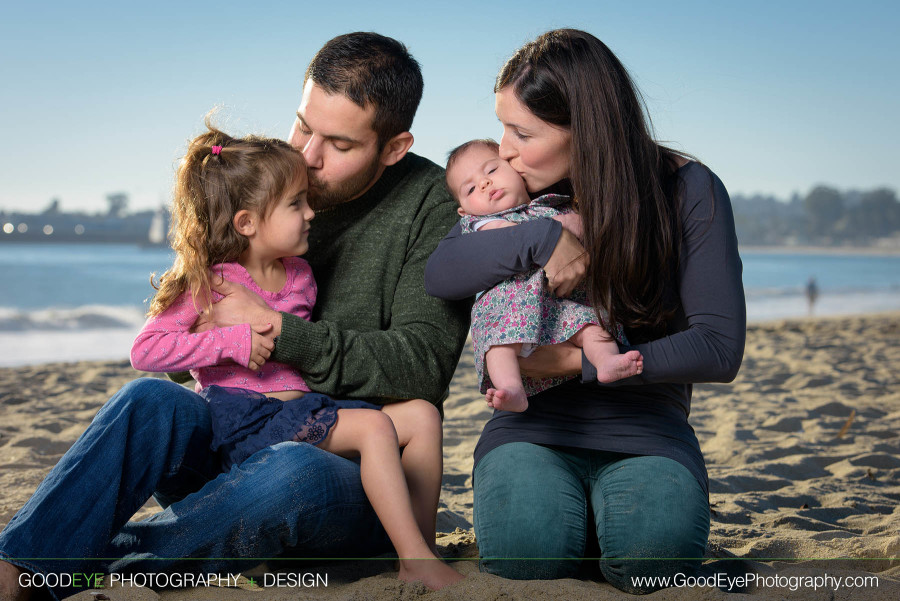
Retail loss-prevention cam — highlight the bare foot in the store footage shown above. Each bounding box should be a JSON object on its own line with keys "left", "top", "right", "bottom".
{"left": 398, "top": 558, "right": 465, "bottom": 590}
{"left": 0, "top": 561, "right": 31, "bottom": 601}
{"left": 485, "top": 387, "right": 528, "bottom": 412}
{"left": 595, "top": 350, "right": 643, "bottom": 383}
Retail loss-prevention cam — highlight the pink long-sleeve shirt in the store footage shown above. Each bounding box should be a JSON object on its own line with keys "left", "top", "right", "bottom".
{"left": 131, "top": 257, "right": 315, "bottom": 394}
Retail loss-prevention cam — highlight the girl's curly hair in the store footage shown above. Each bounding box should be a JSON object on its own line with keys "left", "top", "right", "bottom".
{"left": 149, "top": 117, "right": 305, "bottom": 317}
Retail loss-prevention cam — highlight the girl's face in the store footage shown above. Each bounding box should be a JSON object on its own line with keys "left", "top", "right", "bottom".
{"left": 495, "top": 87, "right": 572, "bottom": 194}
{"left": 256, "top": 170, "right": 315, "bottom": 258}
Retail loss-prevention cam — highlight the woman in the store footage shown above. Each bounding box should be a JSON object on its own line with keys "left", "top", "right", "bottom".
{"left": 425, "top": 29, "right": 745, "bottom": 593}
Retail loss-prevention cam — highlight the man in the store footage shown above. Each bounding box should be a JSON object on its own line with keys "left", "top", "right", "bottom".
{"left": 0, "top": 32, "right": 471, "bottom": 601}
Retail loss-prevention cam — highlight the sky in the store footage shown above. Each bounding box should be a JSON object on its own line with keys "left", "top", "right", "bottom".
{"left": 1, "top": 0, "right": 898, "bottom": 214}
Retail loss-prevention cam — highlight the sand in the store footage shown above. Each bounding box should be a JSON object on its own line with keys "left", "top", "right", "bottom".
{"left": 1, "top": 313, "right": 899, "bottom": 599}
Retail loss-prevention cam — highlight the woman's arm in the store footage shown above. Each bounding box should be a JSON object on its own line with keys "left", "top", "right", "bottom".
{"left": 424, "top": 219, "right": 562, "bottom": 299}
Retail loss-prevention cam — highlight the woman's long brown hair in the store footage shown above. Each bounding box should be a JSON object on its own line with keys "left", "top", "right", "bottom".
{"left": 496, "top": 29, "right": 683, "bottom": 339}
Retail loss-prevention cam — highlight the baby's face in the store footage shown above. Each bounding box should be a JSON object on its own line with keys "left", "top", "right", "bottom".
{"left": 448, "top": 145, "right": 531, "bottom": 217}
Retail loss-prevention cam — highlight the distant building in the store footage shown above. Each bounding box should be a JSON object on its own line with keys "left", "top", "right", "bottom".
{"left": 0, "top": 205, "right": 170, "bottom": 246}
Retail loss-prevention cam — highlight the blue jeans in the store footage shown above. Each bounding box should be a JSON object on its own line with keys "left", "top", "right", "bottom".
{"left": 0, "top": 378, "right": 390, "bottom": 600}
{"left": 473, "top": 442, "right": 709, "bottom": 594}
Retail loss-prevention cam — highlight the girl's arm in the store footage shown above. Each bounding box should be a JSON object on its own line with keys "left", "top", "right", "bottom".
{"left": 130, "top": 291, "right": 253, "bottom": 373}
{"left": 424, "top": 219, "right": 562, "bottom": 299}
{"left": 581, "top": 164, "right": 746, "bottom": 385}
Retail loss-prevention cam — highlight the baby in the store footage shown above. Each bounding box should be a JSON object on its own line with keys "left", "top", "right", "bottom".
{"left": 445, "top": 139, "right": 643, "bottom": 412}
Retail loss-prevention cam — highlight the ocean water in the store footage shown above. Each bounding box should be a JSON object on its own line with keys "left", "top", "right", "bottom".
{"left": 0, "top": 243, "right": 173, "bottom": 367}
{"left": 1, "top": 243, "right": 899, "bottom": 367}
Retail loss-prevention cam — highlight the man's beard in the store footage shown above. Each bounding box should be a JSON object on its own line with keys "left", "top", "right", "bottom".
{"left": 307, "top": 157, "right": 382, "bottom": 211}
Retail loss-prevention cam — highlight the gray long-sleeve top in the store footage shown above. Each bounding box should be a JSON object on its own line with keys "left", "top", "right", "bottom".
{"left": 425, "top": 162, "right": 746, "bottom": 492}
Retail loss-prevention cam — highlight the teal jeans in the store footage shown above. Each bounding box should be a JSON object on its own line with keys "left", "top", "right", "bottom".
{"left": 473, "top": 442, "right": 710, "bottom": 594}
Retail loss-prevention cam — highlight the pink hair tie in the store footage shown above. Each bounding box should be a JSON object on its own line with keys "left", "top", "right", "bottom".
{"left": 211, "top": 145, "right": 223, "bottom": 155}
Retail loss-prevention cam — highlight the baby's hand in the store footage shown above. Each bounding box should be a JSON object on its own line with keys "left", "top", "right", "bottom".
{"left": 552, "top": 212, "right": 584, "bottom": 242}
{"left": 248, "top": 323, "right": 275, "bottom": 371}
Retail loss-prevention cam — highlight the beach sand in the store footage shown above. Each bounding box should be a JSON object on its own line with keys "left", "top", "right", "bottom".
{"left": 1, "top": 313, "right": 899, "bottom": 599}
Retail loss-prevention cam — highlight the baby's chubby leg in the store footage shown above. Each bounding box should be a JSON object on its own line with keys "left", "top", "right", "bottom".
{"left": 484, "top": 344, "right": 529, "bottom": 412}
{"left": 570, "top": 325, "right": 643, "bottom": 383}
{"left": 317, "top": 409, "right": 463, "bottom": 590}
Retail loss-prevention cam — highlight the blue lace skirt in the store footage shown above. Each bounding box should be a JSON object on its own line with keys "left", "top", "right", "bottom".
{"left": 200, "top": 385, "right": 381, "bottom": 470}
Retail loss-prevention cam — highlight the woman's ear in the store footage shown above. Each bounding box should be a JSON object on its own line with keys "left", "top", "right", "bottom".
{"left": 379, "top": 131, "right": 415, "bottom": 167}
{"left": 233, "top": 210, "right": 256, "bottom": 237}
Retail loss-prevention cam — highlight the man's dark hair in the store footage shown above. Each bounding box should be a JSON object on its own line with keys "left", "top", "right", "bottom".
{"left": 305, "top": 32, "right": 423, "bottom": 148}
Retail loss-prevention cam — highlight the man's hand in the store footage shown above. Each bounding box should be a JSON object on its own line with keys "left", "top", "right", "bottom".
{"left": 518, "top": 341, "right": 582, "bottom": 378}
{"left": 192, "top": 279, "right": 283, "bottom": 336}
{"left": 543, "top": 228, "right": 588, "bottom": 298}
{"left": 248, "top": 323, "right": 275, "bottom": 371}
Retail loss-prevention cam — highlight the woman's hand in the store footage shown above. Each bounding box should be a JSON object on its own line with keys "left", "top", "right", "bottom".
{"left": 543, "top": 228, "right": 588, "bottom": 297}
{"left": 518, "top": 341, "right": 582, "bottom": 379}
{"left": 551, "top": 212, "right": 584, "bottom": 241}
{"left": 192, "top": 280, "right": 283, "bottom": 336}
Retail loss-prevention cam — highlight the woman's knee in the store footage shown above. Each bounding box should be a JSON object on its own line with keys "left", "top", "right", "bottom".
{"left": 592, "top": 456, "right": 709, "bottom": 593}
{"left": 474, "top": 443, "right": 587, "bottom": 579}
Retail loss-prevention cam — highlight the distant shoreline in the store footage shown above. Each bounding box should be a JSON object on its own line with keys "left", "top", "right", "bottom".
{"left": 740, "top": 244, "right": 900, "bottom": 256}
{"left": 3, "top": 239, "right": 900, "bottom": 256}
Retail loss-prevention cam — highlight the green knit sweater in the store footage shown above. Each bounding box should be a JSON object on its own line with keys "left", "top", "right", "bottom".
{"left": 270, "top": 152, "right": 472, "bottom": 408}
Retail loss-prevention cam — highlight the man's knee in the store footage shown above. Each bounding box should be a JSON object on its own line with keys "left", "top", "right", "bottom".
{"left": 228, "top": 442, "right": 363, "bottom": 512}
{"left": 218, "top": 442, "right": 379, "bottom": 550}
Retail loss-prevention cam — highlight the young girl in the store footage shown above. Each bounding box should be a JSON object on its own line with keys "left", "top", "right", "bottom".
{"left": 130, "top": 122, "right": 463, "bottom": 590}
{"left": 444, "top": 139, "right": 643, "bottom": 412}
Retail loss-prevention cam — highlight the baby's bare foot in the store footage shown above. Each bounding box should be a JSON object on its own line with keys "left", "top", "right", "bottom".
{"left": 595, "top": 350, "right": 643, "bottom": 383}
{"left": 485, "top": 387, "right": 529, "bottom": 412}
{"left": 398, "top": 558, "right": 465, "bottom": 590}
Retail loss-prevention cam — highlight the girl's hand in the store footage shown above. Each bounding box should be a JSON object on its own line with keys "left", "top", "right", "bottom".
{"left": 518, "top": 341, "right": 582, "bottom": 379}
{"left": 248, "top": 323, "right": 275, "bottom": 371}
{"left": 543, "top": 229, "right": 588, "bottom": 298}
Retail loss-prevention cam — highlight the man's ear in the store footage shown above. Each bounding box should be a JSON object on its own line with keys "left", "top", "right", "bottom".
{"left": 233, "top": 210, "right": 256, "bottom": 237}
{"left": 379, "top": 131, "right": 414, "bottom": 167}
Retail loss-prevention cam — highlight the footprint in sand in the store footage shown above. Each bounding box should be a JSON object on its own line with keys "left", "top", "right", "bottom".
{"left": 11, "top": 437, "right": 74, "bottom": 456}
{"left": 847, "top": 453, "right": 900, "bottom": 470}
{"left": 760, "top": 415, "right": 805, "bottom": 433}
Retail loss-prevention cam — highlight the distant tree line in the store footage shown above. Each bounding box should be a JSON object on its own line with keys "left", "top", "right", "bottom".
{"left": 731, "top": 186, "right": 900, "bottom": 246}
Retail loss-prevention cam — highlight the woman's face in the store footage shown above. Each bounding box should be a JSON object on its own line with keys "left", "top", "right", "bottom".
{"left": 495, "top": 87, "right": 572, "bottom": 194}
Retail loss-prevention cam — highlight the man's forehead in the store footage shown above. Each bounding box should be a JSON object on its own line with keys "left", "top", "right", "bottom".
{"left": 298, "top": 80, "right": 377, "bottom": 142}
